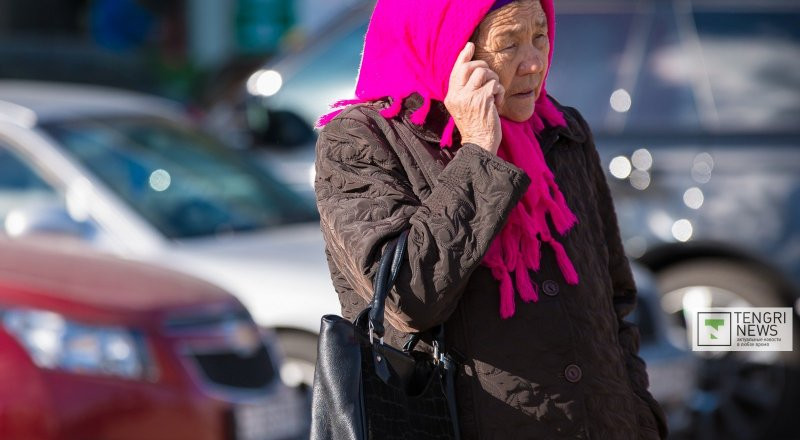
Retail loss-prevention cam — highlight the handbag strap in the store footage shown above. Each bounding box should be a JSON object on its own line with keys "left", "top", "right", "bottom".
{"left": 368, "top": 229, "right": 410, "bottom": 339}
{"left": 366, "top": 230, "right": 448, "bottom": 351}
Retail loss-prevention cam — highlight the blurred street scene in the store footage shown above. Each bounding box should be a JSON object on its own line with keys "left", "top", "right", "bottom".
{"left": 0, "top": 0, "right": 799, "bottom": 439}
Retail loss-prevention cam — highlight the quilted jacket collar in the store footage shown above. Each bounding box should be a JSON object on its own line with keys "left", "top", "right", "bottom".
{"left": 400, "top": 92, "right": 586, "bottom": 152}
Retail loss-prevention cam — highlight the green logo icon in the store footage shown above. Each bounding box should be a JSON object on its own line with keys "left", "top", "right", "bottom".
{"left": 705, "top": 318, "right": 725, "bottom": 339}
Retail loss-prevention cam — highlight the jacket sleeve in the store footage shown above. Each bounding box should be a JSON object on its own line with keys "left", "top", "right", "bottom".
{"left": 314, "top": 114, "right": 531, "bottom": 333}
{"left": 580, "top": 115, "right": 670, "bottom": 439}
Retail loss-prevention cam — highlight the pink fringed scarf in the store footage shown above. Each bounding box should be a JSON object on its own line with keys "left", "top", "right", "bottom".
{"left": 317, "top": 0, "right": 579, "bottom": 319}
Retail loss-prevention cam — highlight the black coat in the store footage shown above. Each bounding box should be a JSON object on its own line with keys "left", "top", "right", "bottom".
{"left": 314, "top": 92, "right": 669, "bottom": 439}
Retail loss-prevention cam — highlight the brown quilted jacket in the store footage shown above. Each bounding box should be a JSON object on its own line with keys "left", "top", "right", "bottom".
{"left": 314, "top": 92, "right": 669, "bottom": 440}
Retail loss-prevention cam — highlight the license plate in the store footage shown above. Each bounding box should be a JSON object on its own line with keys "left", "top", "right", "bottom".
{"left": 234, "top": 392, "right": 306, "bottom": 440}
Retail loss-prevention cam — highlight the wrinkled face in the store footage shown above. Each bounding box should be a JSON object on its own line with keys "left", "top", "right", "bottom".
{"left": 472, "top": 0, "right": 549, "bottom": 122}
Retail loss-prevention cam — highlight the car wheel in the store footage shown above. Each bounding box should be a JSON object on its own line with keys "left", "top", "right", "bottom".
{"left": 275, "top": 330, "right": 318, "bottom": 402}
{"left": 656, "top": 259, "right": 800, "bottom": 440}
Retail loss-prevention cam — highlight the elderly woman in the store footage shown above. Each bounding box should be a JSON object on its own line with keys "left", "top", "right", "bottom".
{"left": 313, "top": 0, "right": 668, "bottom": 438}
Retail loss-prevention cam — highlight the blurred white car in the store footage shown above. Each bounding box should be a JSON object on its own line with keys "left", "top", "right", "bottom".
{"left": 0, "top": 80, "right": 339, "bottom": 389}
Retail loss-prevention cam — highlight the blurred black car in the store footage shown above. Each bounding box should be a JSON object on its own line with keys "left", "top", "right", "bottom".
{"left": 209, "top": 0, "right": 800, "bottom": 439}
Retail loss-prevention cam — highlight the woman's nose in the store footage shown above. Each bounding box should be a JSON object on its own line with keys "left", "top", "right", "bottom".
{"left": 519, "top": 47, "right": 546, "bottom": 75}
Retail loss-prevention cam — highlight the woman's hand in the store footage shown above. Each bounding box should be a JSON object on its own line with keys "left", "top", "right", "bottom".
{"left": 444, "top": 42, "right": 504, "bottom": 154}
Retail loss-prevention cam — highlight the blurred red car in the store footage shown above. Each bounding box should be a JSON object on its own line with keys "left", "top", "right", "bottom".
{"left": 0, "top": 238, "right": 306, "bottom": 440}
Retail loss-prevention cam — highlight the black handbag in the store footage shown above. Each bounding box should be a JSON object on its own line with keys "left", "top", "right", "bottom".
{"left": 311, "top": 229, "right": 461, "bottom": 440}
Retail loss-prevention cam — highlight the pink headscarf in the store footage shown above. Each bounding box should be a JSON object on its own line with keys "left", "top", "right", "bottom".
{"left": 317, "top": 0, "right": 580, "bottom": 319}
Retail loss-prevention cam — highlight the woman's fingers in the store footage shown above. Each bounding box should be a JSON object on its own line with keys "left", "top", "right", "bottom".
{"left": 492, "top": 82, "right": 505, "bottom": 108}
{"left": 460, "top": 62, "right": 495, "bottom": 86}
{"left": 450, "top": 43, "right": 475, "bottom": 87}
{"left": 479, "top": 79, "right": 502, "bottom": 103}
{"left": 465, "top": 67, "right": 500, "bottom": 93}
{"left": 451, "top": 43, "right": 498, "bottom": 88}
{"left": 444, "top": 41, "right": 504, "bottom": 154}
{"left": 456, "top": 41, "right": 475, "bottom": 66}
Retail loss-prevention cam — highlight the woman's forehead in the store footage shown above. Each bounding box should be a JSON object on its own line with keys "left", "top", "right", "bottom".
{"left": 483, "top": 1, "right": 547, "bottom": 35}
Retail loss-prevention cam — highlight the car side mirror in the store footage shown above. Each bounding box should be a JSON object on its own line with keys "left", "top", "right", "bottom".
{"left": 246, "top": 103, "right": 316, "bottom": 149}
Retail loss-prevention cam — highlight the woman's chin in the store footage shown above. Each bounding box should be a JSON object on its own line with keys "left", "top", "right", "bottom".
{"left": 501, "top": 103, "right": 536, "bottom": 122}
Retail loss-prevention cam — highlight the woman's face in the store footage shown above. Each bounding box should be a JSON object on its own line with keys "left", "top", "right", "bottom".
{"left": 472, "top": 0, "right": 549, "bottom": 122}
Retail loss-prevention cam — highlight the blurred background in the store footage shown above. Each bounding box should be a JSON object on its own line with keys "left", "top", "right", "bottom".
{"left": 0, "top": 0, "right": 798, "bottom": 439}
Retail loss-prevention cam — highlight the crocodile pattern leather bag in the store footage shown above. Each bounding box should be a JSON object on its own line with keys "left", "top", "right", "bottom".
{"left": 311, "top": 229, "right": 461, "bottom": 440}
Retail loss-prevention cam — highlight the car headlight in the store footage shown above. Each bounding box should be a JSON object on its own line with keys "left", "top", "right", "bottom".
{"left": 0, "top": 308, "right": 155, "bottom": 380}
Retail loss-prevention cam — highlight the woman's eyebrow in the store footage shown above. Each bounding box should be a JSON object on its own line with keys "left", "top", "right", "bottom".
{"left": 535, "top": 14, "right": 547, "bottom": 29}
{"left": 495, "top": 16, "right": 548, "bottom": 38}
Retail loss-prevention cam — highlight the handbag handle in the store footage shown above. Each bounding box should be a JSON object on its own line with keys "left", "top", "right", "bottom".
{"left": 365, "top": 230, "right": 448, "bottom": 354}
{"left": 368, "top": 229, "right": 410, "bottom": 340}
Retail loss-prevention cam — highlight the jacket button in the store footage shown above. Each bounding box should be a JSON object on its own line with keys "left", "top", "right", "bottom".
{"left": 564, "top": 364, "right": 582, "bottom": 383}
{"left": 543, "top": 280, "right": 559, "bottom": 296}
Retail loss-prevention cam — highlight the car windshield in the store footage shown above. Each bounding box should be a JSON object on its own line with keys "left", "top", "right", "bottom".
{"left": 42, "top": 116, "right": 319, "bottom": 239}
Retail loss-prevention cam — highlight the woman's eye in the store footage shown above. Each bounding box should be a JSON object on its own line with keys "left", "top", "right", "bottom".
{"left": 502, "top": 43, "right": 517, "bottom": 51}
{"left": 534, "top": 34, "right": 548, "bottom": 45}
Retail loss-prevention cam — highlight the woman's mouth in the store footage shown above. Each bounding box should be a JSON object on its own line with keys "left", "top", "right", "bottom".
{"left": 512, "top": 89, "right": 535, "bottom": 98}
